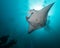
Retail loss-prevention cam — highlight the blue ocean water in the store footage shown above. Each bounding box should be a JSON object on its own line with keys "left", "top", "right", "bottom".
{"left": 0, "top": 0, "right": 60, "bottom": 48}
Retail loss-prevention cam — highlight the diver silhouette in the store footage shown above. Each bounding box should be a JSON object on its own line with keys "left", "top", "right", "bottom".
{"left": 0, "top": 35, "right": 17, "bottom": 48}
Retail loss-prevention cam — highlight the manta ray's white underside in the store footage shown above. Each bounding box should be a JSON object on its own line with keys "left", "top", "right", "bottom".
{"left": 26, "top": 3, "right": 54, "bottom": 33}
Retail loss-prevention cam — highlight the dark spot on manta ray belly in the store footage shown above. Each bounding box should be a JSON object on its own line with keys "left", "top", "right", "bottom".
{"left": 36, "top": 19, "right": 38, "bottom": 21}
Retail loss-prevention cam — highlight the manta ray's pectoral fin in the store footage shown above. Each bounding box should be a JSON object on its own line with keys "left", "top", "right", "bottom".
{"left": 28, "top": 24, "right": 36, "bottom": 34}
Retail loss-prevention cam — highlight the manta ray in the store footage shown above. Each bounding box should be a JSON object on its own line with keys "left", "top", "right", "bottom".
{"left": 26, "top": 3, "right": 54, "bottom": 33}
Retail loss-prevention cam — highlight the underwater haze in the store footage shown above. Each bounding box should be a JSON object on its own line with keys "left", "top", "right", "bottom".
{"left": 0, "top": 0, "right": 60, "bottom": 48}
